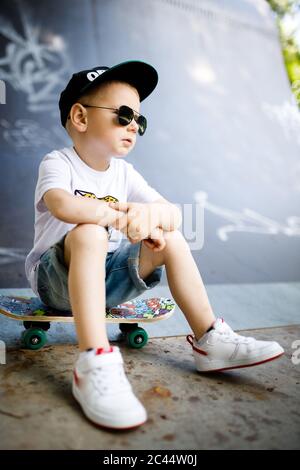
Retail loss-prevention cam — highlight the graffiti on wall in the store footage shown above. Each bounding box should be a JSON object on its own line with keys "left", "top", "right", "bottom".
{"left": 195, "top": 191, "right": 300, "bottom": 241}
{"left": 0, "top": 1, "right": 71, "bottom": 148}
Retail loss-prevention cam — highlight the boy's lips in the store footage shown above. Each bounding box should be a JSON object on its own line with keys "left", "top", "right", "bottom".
{"left": 122, "top": 137, "right": 133, "bottom": 145}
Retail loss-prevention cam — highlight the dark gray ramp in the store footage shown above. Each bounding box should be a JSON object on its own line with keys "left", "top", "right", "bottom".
{"left": 0, "top": 0, "right": 299, "bottom": 287}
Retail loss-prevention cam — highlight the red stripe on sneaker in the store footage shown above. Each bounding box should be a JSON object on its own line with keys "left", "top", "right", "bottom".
{"left": 73, "top": 370, "right": 80, "bottom": 386}
{"left": 199, "top": 352, "right": 285, "bottom": 373}
{"left": 186, "top": 335, "right": 208, "bottom": 356}
{"left": 96, "top": 347, "right": 113, "bottom": 355}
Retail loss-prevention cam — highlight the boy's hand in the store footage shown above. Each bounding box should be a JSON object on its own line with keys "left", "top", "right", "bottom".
{"left": 143, "top": 227, "right": 166, "bottom": 252}
{"left": 109, "top": 202, "right": 160, "bottom": 242}
{"left": 97, "top": 200, "right": 128, "bottom": 229}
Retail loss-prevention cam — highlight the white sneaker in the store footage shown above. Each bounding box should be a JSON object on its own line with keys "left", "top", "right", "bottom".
{"left": 72, "top": 346, "right": 147, "bottom": 429}
{"left": 187, "top": 318, "right": 284, "bottom": 373}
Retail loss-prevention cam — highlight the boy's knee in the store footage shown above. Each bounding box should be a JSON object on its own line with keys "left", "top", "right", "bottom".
{"left": 164, "top": 229, "right": 184, "bottom": 244}
{"left": 164, "top": 229, "right": 189, "bottom": 252}
{"left": 68, "top": 224, "right": 109, "bottom": 249}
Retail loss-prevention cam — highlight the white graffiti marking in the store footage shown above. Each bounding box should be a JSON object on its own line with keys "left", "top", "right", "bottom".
{"left": 0, "top": 2, "right": 71, "bottom": 113}
{"left": 0, "top": 118, "right": 69, "bottom": 148}
{"left": 195, "top": 191, "right": 300, "bottom": 241}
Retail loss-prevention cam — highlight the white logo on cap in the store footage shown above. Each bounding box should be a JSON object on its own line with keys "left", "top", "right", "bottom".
{"left": 87, "top": 69, "right": 107, "bottom": 82}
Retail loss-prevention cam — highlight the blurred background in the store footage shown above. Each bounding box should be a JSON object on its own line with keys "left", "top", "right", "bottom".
{"left": 0, "top": 0, "right": 299, "bottom": 290}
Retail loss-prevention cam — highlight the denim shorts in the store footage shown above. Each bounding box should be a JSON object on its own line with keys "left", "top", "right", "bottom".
{"left": 37, "top": 234, "right": 164, "bottom": 311}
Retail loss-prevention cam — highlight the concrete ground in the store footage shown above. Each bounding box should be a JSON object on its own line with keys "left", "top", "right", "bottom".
{"left": 0, "top": 325, "right": 299, "bottom": 450}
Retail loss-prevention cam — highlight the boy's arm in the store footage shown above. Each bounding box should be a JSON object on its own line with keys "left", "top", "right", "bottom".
{"left": 43, "top": 188, "right": 127, "bottom": 227}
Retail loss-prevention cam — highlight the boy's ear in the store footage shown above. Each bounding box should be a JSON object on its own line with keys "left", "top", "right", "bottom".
{"left": 69, "top": 103, "right": 88, "bottom": 132}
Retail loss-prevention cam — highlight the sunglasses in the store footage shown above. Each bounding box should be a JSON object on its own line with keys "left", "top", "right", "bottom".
{"left": 80, "top": 104, "right": 147, "bottom": 136}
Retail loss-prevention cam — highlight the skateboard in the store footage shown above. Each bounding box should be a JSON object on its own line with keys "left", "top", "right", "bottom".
{"left": 0, "top": 295, "right": 175, "bottom": 350}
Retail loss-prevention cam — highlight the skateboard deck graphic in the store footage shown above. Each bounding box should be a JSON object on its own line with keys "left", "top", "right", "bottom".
{"left": 0, "top": 295, "right": 175, "bottom": 350}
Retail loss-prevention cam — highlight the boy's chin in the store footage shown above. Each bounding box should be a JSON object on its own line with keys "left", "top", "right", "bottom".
{"left": 114, "top": 148, "right": 131, "bottom": 157}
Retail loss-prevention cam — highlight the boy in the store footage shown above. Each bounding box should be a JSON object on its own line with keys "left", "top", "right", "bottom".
{"left": 25, "top": 60, "right": 284, "bottom": 430}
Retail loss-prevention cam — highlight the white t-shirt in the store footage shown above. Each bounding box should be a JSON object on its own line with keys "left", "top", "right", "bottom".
{"left": 25, "top": 146, "right": 162, "bottom": 296}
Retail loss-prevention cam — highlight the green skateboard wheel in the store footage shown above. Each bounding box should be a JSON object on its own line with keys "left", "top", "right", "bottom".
{"left": 126, "top": 327, "right": 148, "bottom": 349}
{"left": 21, "top": 328, "right": 47, "bottom": 350}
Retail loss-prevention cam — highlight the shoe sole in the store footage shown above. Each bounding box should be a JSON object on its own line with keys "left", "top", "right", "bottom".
{"left": 72, "top": 385, "right": 147, "bottom": 430}
{"left": 83, "top": 416, "right": 147, "bottom": 432}
{"left": 195, "top": 351, "right": 284, "bottom": 373}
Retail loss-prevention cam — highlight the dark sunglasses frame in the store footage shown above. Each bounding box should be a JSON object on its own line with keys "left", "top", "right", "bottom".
{"left": 80, "top": 104, "right": 147, "bottom": 136}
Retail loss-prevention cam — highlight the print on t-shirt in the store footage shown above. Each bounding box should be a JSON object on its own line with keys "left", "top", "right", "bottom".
{"left": 74, "top": 189, "right": 119, "bottom": 240}
{"left": 74, "top": 189, "right": 118, "bottom": 203}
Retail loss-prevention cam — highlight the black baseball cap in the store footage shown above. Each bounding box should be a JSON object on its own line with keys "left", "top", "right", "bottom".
{"left": 59, "top": 60, "right": 158, "bottom": 127}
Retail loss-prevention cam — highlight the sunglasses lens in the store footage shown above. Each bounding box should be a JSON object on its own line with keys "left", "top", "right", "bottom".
{"left": 137, "top": 116, "right": 147, "bottom": 136}
{"left": 118, "top": 106, "right": 147, "bottom": 136}
{"left": 118, "top": 106, "right": 133, "bottom": 125}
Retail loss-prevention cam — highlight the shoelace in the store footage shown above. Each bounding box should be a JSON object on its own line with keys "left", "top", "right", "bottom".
{"left": 90, "top": 363, "right": 131, "bottom": 396}
{"left": 216, "top": 324, "right": 254, "bottom": 345}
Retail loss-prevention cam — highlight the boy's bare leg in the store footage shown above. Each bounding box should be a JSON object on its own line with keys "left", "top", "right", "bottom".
{"left": 139, "top": 230, "right": 216, "bottom": 341}
{"left": 63, "top": 224, "right": 110, "bottom": 351}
